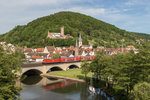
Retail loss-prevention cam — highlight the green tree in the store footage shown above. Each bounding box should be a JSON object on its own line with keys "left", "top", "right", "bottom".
{"left": 89, "top": 55, "right": 101, "bottom": 78}
{"left": 81, "top": 59, "right": 90, "bottom": 78}
{"left": 0, "top": 47, "right": 23, "bottom": 100}
{"left": 51, "top": 54, "right": 61, "bottom": 59}
{"left": 133, "top": 42, "right": 150, "bottom": 83}
{"left": 132, "top": 82, "right": 150, "bottom": 100}
{"left": 89, "top": 52, "right": 112, "bottom": 80}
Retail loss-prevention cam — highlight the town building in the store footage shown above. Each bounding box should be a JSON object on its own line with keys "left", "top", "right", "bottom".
{"left": 36, "top": 48, "right": 44, "bottom": 53}
{"left": 74, "top": 34, "right": 94, "bottom": 57}
{"left": 44, "top": 46, "right": 55, "bottom": 53}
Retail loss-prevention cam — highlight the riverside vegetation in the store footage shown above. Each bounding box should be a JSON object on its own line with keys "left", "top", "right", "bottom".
{"left": 0, "top": 47, "right": 24, "bottom": 100}
{"left": 49, "top": 41, "right": 150, "bottom": 100}
{"left": 81, "top": 41, "right": 150, "bottom": 100}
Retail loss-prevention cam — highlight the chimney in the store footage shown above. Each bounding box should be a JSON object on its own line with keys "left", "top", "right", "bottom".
{"left": 61, "top": 26, "right": 64, "bottom": 36}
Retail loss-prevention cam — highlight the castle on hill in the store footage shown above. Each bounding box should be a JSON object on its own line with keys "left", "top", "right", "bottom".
{"left": 47, "top": 26, "right": 73, "bottom": 39}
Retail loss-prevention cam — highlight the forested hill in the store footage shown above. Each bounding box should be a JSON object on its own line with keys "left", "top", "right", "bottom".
{"left": 0, "top": 11, "right": 150, "bottom": 48}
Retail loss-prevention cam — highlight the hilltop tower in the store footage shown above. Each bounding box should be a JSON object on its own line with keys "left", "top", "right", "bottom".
{"left": 47, "top": 26, "right": 73, "bottom": 39}
{"left": 61, "top": 26, "right": 64, "bottom": 36}
{"left": 78, "top": 33, "right": 82, "bottom": 47}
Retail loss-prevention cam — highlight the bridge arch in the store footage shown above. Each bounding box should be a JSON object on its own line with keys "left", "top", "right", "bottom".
{"left": 22, "top": 69, "right": 42, "bottom": 76}
{"left": 66, "top": 64, "right": 79, "bottom": 70}
{"left": 47, "top": 66, "right": 63, "bottom": 73}
{"left": 21, "top": 69, "right": 43, "bottom": 85}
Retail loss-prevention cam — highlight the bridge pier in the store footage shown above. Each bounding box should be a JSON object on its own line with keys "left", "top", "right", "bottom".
{"left": 15, "top": 78, "right": 21, "bottom": 87}
{"left": 42, "top": 65, "right": 47, "bottom": 74}
{"left": 42, "top": 77, "right": 47, "bottom": 86}
{"left": 62, "top": 63, "right": 67, "bottom": 71}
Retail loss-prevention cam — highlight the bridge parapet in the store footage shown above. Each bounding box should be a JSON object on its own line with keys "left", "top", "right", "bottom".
{"left": 20, "top": 61, "right": 88, "bottom": 76}
{"left": 21, "top": 62, "right": 43, "bottom": 68}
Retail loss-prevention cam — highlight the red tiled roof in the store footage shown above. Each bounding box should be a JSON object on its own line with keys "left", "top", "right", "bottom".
{"left": 36, "top": 48, "right": 44, "bottom": 52}
{"left": 126, "top": 45, "right": 134, "bottom": 48}
{"left": 46, "top": 46, "right": 55, "bottom": 52}
{"left": 54, "top": 50, "right": 61, "bottom": 54}
{"left": 62, "top": 49, "right": 67, "bottom": 51}
{"left": 68, "top": 46, "right": 75, "bottom": 50}
{"left": 31, "top": 56, "right": 43, "bottom": 59}
{"left": 24, "top": 48, "right": 33, "bottom": 53}
{"left": 24, "top": 48, "right": 33, "bottom": 50}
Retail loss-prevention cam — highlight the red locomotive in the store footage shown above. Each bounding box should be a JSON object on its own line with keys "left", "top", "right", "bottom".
{"left": 42, "top": 56, "right": 95, "bottom": 64}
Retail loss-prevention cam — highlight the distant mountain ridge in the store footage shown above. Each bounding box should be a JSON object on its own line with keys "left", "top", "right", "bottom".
{"left": 0, "top": 11, "right": 150, "bottom": 48}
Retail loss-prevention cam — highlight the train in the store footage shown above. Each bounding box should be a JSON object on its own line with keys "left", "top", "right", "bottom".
{"left": 42, "top": 56, "right": 95, "bottom": 64}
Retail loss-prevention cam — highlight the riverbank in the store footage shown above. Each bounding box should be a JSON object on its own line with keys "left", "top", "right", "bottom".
{"left": 42, "top": 74, "right": 85, "bottom": 82}
{"left": 42, "top": 69, "right": 92, "bottom": 82}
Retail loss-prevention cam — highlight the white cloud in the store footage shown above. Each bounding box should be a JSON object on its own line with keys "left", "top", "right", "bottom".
{"left": 125, "top": 0, "right": 138, "bottom": 6}
{"left": 68, "top": 7, "right": 106, "bottom": 16}
{"left": 0, "top": 0, "right": 84, "bottom": 34}
{"left": 125, "top": 0, "right": 150, "bottom": 6}
{"left": 67, "top": 6, "right": 150, "bottom": 33}
{"left": 0, "top": 0, "right": 150, "bottom": 34}
{"left": 0, "top": 0, "right": 86, "bottom": 7}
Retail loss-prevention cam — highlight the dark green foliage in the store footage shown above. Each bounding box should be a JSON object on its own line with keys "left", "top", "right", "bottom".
{"left": 89, "top": 52, "right": 112, "bottom": 77}
{"left": 81, "top": 59, "right": 90, "bottom": 78}
{"left": 86, "top": 42, "right": 150, "bottom": 100}
{"left": 51, "top": 54, "right": 61, "bottom": 59}
{"left": 45, "top": 38, "right": 76, "bottom": 48}
{"left": 105, "top": 51, "right": 150, "bottom": 100}
{"left": 0, "top": 11, "right": 150, "bottom": 48}
{"left": 132, "top": 82, "right": 150, "bottom": 100}
{"left": 0, "top": 47, "right": 23, "bottom": 100}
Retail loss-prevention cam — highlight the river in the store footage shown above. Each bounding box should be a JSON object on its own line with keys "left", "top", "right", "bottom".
{"left": 18, "top": 75, "right": 115, "bottom": 100}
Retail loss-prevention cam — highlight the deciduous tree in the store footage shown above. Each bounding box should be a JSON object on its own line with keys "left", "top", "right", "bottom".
{"left": 0, "top": 47, "right": 23, "bottom": 100}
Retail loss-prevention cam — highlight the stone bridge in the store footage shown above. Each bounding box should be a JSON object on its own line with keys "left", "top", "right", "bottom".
{"left": 20, "top": 61, "right": 82, "bottom": 76}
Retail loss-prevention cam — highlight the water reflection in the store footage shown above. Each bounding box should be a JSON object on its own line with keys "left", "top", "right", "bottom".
{"left": 19, "top": 76, "right": 115, "bottom": 100}
{"left": 21, "top": 75, "right": 42, "bottom": 85}
{"left": 44, "top": 80, "right": 80, "bottom": 90}
{"left": 47, "top": 77, "right": 58, "bottom": 81}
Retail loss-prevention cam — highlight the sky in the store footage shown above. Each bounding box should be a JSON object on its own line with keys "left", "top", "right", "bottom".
{"left": 0, "top": 0, "right": 150, "bottom": 34}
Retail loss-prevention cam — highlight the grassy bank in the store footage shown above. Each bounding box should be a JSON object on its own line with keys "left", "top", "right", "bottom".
{"left": 48, "top": 69, "right": 92, "bottom": 80}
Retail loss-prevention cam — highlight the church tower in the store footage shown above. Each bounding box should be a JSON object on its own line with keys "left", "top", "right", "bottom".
{"left": 75, "top": 39, "right": 79, "bottom": 57}
{"left": 78, "top": 33, "right": 82, "bottom": 47}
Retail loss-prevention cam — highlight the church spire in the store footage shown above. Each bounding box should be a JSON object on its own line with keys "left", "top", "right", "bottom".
{"left": 79, "top": 33, "right": 82, "bottom": 42}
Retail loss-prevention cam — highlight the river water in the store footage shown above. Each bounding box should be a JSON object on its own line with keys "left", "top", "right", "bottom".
{"left": 19, "top": 75, "right": 115, "bottom": 100}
